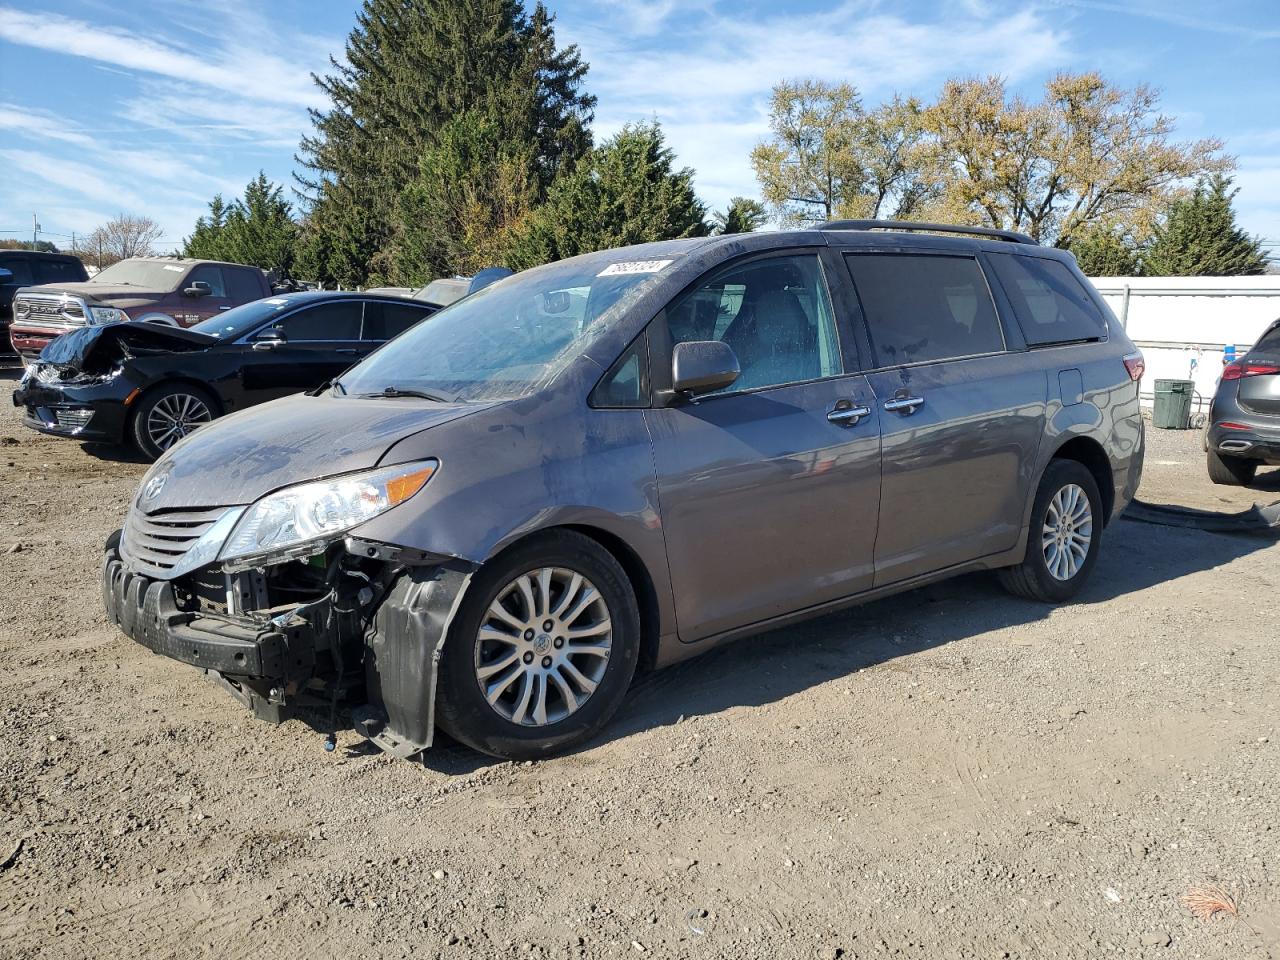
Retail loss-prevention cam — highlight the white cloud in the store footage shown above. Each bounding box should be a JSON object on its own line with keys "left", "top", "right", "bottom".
{"left": 0, "top": 6, "right": 325, "bottom": 108}
{"left": 565, "top": 1, "right": 1071, "bottom": 216}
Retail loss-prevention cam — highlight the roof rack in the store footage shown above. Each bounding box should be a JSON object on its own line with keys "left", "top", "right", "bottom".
{"left": 813, "top": 219, "right": 1037, "bottom": 245}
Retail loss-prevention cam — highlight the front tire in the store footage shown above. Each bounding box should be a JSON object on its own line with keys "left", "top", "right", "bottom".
{"left": 435, "top": 530, "right": 641, "bottom": 760}
{"left": 1206, "top": 448, "right": 1257, "bottom": 486}
{"left": 130, "top": 383, "right": 217, "bottom": 461}
{"left": 998, "top": 460, "right": 1103, "bottom": 603}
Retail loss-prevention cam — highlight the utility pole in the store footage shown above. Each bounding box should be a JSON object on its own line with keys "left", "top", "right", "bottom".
{"left": 32, "top": 213, "right": 39, "bottom": 247}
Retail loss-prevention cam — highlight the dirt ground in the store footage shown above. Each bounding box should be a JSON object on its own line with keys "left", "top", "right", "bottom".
{"left": 1, "top": 361, "right": 1277, "bottom": 960}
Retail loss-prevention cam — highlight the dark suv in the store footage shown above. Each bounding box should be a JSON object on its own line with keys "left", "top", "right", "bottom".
{"left": 9, "top": 257, "right": 270, "bottom": 360}
{"left": 103, "top": 221, "right": 1145, "bottom": 761}
{"left": 0, "top": 251, "right": 88, "bottom": 356}
{"left": 1205, "top": 317, "right": 1280, "bottom": 485}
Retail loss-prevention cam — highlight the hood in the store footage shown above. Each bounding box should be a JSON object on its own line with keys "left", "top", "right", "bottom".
{"left": 38, "top": 321, "right": 215, "bottom": 377}
{"left": 20, "top": 282, "right": 165, "bottom": 308}
{"left": 139, "top": 392, "right": 494, "bottom": 511}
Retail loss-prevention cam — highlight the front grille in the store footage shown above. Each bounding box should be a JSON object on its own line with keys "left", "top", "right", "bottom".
{"left": 14, "top": 294, "right": 87, "bottom": 327}
{"left": 53, "top": 408, "right": 93, "bottom": 432}
{"left": 121, "top": 507, "right": 231, "bottom": 578}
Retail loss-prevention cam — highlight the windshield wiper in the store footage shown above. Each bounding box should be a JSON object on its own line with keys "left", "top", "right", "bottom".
{"left": 360, "top": 386, "right": 452, "bottom": 402}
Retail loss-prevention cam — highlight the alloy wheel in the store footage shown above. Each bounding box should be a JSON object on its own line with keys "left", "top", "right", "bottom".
{"left": 146, "top": 393, "right": 213, "bottom": 451}
{"left": 474, "top": 567, "right": 613, "bottom": 727}
{"left": 1041, "top": 483, "right": 1093, "bottom": 581}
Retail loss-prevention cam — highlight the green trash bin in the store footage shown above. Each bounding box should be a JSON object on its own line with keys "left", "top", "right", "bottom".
{"left": 1153, "top": 378, "right": 1194, "bottom": 429}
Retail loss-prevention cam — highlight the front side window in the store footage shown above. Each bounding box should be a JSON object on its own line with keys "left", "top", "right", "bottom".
{"left": 988, "top": 254, "right": 1107, "bottom": 346}
{"left": 665, "top": 254, "right": 843, "bottom": 393}
{"left": 277, "top": 301, "right": 363, "bottom": 341}
{"left": 845, "top": 254, "right": 1004, "bottom": 366}
{"left": 187, "top": 265, "right": 227, "bottom": 298}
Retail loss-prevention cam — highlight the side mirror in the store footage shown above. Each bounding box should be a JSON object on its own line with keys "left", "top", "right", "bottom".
{"left": 251, "top": 327, "right": 287, "bottom": 351}
{"left": 672, "top": 340, "right": 740, "bottom": 397}
{"left": 183, "top": 280, "right": 212, "bottom": 298}
{"left": 0, "top": 268, "right": 13, "bottom": 284}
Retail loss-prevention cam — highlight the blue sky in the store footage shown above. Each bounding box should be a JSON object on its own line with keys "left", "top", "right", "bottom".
{"left": 1, "top": 0, "right": 1277, "bottom": 258}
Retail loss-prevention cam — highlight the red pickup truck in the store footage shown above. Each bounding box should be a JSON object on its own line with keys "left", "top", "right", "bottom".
{"left": 9, "top": 257, "right": 271, "bottom": 360}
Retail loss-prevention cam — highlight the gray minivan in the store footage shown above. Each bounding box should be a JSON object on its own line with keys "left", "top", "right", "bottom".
{"left": 103, "top": 221, "right": 1145, "bottom": 760}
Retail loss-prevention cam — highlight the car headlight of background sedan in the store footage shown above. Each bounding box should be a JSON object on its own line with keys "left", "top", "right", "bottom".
{"left": 218, "top": 460, "right": 438, "bottom": 568}
{"left": 88, "top": 306, "right": 131, "bottom": 325}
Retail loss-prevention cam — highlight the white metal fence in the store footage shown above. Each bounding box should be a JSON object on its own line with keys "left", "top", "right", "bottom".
{"left": 1091, "top": 275, "right": 1280, "bottom": 413}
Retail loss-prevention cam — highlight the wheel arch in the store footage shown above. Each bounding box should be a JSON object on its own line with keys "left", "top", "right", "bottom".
{"left": 1049, "top": 435, "right": 1114, "bottom": 523}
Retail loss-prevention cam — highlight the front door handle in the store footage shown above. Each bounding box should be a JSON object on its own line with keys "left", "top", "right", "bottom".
{"left": 883, "top": 395, "right": 924, "bottom": 414}
{"left": 336, "top": 348, "right": 358, "bottom": 355}
{"left": 827, "top": 402, "right": 871, "bottom": 426}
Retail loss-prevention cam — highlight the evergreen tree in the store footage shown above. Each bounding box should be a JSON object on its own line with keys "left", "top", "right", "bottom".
{"left": 1062, "top": 226, "right": 1142, "bottom": 276}
{"left": 713, "top": 197, "right": 769, "bottom": 234}
{"left": 508, "top": 122, "right": 709, "bottom": 269}
{"left": 1142, "top": 175, "right": 1267, "bottom": 276}
{"left": 182, "top": 194, "right": 229, "bottom": 260}
{"left": 183, "top": 174, "right": 298, "bottom": 277}
{"left": 395, "top": 110, "right": 539, "bottom": 282}
{"left": 296, "top": 0, "right": 594, "bottom": 285}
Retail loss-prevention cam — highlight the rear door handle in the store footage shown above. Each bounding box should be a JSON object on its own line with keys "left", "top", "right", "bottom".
{"left": 827, "top": 402, "right": 871, "bottom": 426}
{"left": 218, "top": 306, "right": 231, "bottom": 311}
{"left": 883, "top": 395, "right": 924, "bottom": 414}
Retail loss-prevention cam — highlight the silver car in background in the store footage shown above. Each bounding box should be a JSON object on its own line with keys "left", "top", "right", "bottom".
{"left": 103, "top": 221, "right": 1145, "bottom": 760}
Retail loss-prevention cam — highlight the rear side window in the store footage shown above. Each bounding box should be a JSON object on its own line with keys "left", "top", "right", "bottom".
{"left": 277, "top": 301, "right": 363, "bottom": 341}
{"left": 362, "top": 301, "right": 435, "bottom": 341}
{"left": 225, "top": 268, "right": 263, "bottom": 303}
{"left": 34, "top": 258, "right": 86, "bottom": 283}
{"left": 0, "top": 256, "right": 33, "bottom": 285}
{"left": 988, "top": 254, "right": 1106, "bottom": 346}
{"left": 845, "top": 254, "right": 1004, "bottom": 366}
{"left": 1252, "top": 323, "right": 1280, "bottom": 358}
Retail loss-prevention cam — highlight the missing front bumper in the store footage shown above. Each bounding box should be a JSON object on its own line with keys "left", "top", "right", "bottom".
{"left": 102, "top": 539, "right": 474, "bottom": 760}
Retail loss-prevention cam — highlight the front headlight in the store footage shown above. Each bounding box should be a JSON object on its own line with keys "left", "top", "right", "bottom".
{"left": 218, "top": 460, "right": 437, "bottom": 567}
{"left": 88, "top": 306, "right": 130, "bottom": 324}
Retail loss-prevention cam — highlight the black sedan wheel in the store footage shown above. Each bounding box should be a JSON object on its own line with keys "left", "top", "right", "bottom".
{"left": 131, "top": 383, "right": 217, "bottom": 461}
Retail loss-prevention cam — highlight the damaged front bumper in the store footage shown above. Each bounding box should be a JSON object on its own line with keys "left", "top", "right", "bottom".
{"left": 103, "top": 535, "right": 474, "bottom": 758}
{"left": 14, "top": 368, "right": 134, "bottom": 444}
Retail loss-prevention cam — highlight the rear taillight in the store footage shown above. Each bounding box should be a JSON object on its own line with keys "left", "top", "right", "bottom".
{"left": 1218, "top": 422, "right": 1251, "bottom": 431}
{"left": 1122, "top": 353, "right": 1145, "bottom": 381}
{"left": 1221, "top": 361, "right": 1280, "bottom": 381}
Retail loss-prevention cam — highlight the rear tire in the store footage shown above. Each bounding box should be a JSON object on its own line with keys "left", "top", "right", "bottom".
{"left": 435, "top": 530, "right": 641, "bottom": 760}
{"left": 998, "top": 459, "right": 1103, "bottom": 604}
{"left": 1206, "top": 448, "right": 1257, "bottom": 486}
{"left": 130, "top": 383, "right": 218, "bottom": 461}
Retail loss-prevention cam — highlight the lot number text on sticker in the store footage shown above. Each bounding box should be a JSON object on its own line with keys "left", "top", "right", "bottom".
{"left": 597, "top": 260, "right": 673, "bottom": 276}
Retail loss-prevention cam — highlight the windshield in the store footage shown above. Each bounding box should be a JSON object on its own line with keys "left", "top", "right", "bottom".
{"left": 337, "top": 251, "right": 680, "bottom": 402}
{"left": 91, "top": 259, "right": 188, "bottom": 290}
{"left": 189, "top": 297, "right": 294, "bottom": 339}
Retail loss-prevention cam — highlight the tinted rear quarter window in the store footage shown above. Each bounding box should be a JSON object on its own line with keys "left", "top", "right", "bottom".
{"left": 33, "top": 258, "right": 86, "bottom": 283}
{"left": 988, "top": 254, "right": 1106, "bottom": 346}
{"left": 844, "top": 253, "right": 1004, "bottom": 366}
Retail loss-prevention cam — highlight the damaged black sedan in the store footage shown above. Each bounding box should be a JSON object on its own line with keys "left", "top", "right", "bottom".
{"left": 12, "top": 292, "right": 437, "bottom": 459}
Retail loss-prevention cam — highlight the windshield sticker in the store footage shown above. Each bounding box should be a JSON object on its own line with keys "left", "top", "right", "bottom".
{"left": 597, "top": 259, "right": 673, "bottom": 276}
{"left": 162, "top": 264, "right": 184, "bottom": 272}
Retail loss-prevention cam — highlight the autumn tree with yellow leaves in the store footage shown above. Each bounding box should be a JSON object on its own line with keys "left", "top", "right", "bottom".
{"left": 751, "top": 72, "right": 1229, "bottom": 247}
